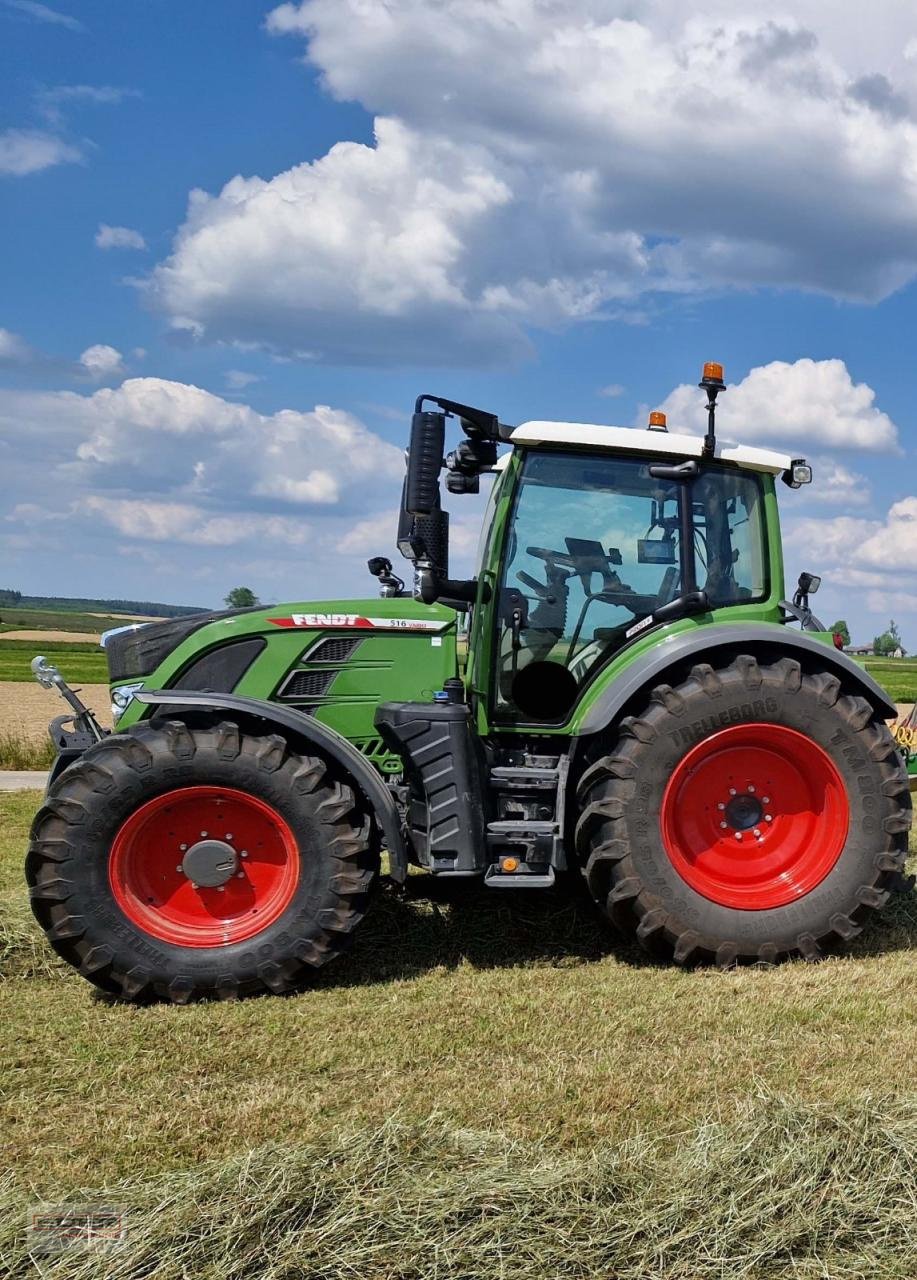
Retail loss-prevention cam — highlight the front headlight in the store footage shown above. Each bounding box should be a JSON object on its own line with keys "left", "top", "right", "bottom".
{"left": 111, "top": 682, "right": 144, "bottom": 722}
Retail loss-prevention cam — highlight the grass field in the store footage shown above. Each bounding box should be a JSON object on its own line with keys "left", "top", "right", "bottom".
{"left": 864, "top": 658, "right": 917, "bottom": 703}
{"left": 1, "top": 790, "right": 915, "bottom": 1277}
{"left": 0, "top": 643, "right": 107, "bottom": 683}
{"left": 0, "top": 606, "right": 131, "bottom": 635}
{"left": 0, "top": 606, "right": 114, "bottom": 686}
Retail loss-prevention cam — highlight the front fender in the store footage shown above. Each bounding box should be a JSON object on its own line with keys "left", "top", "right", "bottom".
{"left": 133, "top": 690, "right": 409, "bottom": 881}
{"left": 575, "top": 624, "right": 897, "bottom": 737}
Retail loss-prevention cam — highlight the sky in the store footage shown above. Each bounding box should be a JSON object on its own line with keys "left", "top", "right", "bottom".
{"left": 1, "top": 0, "right": 916, "bottom": 647}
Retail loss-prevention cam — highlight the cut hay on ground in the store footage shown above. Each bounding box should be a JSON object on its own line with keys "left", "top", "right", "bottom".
{"left": 2, "top": 1100, "right": 916, "bottom": 1279}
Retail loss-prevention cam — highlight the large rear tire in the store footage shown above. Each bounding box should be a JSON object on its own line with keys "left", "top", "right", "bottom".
{"left": 575, "top": 656, "right": 912, "bottom": 965}
{"left": 26, "top": 720, "right": 376, "bottom": 1001}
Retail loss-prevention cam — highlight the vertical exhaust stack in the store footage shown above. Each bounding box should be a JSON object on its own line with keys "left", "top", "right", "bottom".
{"left": 699, "top": 361, "right": 726, "bottom": 458}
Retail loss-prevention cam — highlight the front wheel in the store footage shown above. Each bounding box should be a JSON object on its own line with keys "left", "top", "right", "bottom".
{"left": 575, "top": 655, "right": 912, "bottom": 965}
{"left": 26, "top": 720, "right": 376, "bottom": 1000}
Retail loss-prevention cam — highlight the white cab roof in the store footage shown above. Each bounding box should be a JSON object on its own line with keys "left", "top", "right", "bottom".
{"left": 510, "top": 421, "right": 797, "bottom": 475}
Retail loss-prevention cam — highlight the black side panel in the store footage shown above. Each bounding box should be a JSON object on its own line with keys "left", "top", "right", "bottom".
{"left": 376, "top": 701, "right": 486, "bottom": 874}
{"left": 172, "top": 637, "right": 266, "bottom": 692}
{"left": 106, "top": 606, "right": 264, "bottom": 681}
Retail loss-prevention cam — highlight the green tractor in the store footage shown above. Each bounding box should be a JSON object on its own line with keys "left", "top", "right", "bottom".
{"left": 27, "top": 363, "right": 912, "bottom": 1000}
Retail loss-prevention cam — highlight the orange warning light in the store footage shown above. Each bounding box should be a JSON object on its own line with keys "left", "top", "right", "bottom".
{"left": 501, "top": 857, "right": 519, "bottom": 873}
{"left": 701, "top": 361, "right": 725, "bottom": 385}
{"left": 648, "top": 411, "right": 668, "bottom": 431}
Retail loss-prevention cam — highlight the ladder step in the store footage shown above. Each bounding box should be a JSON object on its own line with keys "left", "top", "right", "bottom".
{"left": 487, "top": 819, "right": 557, "bottom": 834}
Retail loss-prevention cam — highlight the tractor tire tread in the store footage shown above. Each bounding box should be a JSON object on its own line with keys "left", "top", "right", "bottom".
{"left": 575, "top": 653, "right": 912, "bottom": 966}
{"left": 26, "top": 720, "right": 376, "bottom": 1002}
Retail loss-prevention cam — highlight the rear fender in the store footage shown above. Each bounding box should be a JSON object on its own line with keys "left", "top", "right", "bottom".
{"left": 133, "top": 690, "right": 409, "bottom": 881}
{"left": 575, "top": 625, "right": 897, "bottom": 739}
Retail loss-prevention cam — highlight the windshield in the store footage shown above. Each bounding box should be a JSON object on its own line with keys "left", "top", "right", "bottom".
{"left": 494, "top": 450, "right": 766, "bottom": 719}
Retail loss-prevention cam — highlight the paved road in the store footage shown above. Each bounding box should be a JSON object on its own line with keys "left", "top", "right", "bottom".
{"left": 0, "top": 771, "right": 48, "bottom": 791}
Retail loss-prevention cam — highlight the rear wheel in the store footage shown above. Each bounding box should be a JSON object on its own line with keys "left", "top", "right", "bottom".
{"left": 26, "top": 720, "right": 376, "bottom": 1001}
{"left": 575, "top": 656, "right": 912, "bottom": 965}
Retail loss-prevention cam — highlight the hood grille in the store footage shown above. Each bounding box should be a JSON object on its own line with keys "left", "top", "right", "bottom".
{"left": 303, "top": 636, "right": 363, "bottom": 664}
{"left": 278, "top": 669, "right": 336, "bottom": 701}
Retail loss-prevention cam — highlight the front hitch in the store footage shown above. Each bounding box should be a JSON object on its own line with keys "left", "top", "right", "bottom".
{"left": 31, "top": 656, "right": 107, "bottom": 781}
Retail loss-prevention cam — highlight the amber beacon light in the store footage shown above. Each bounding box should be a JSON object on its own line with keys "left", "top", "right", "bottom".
{"left": 699, "top": 360, "right": 727, "bottom": 456}
{"left": 647, "top": 411, "right": 668, "bottom": 432}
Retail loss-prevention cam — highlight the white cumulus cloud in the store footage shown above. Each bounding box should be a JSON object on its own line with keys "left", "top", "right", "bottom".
{"left": 84, "top": 496, "right": 311, "bottom": 548}
{"left": 79, "top": 344, "right": 125, "bottom": 380}
{"left": 0, "top": 377, "right": 414, "bottom": 599}
{"left": 95, "top": 223, "right": 147, "bottom": 251}
{"left": 139, "top": 2, "right": 917, "bottom": 364}
{"left": 0, "top": 128, "right": 81, "bottom": 175}
{"left": 2, "top": 1, "right": 82, "bottom": 30}
{"left": 0, "top": 328, "right": 35, "bottom": 365}
{"left": 150, "top": 118, "right": 533, "bottom": 365}
{"left": 656, "top": 359, "right": 898, "bottom": 453}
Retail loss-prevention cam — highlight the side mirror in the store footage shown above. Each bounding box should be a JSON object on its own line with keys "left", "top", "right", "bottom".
{"left": 405, "top": 410, "right": 445, "bottom": 515}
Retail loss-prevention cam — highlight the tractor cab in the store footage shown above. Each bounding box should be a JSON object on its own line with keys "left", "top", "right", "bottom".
{"left": 396, "top": 365, "right": 813, "bottom": 731}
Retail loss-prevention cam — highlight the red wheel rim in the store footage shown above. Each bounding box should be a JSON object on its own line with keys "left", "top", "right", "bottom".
{"left": 109, "top": 786, "right": 300, "bottom": 947}
{"left": 660, "top": 724, "right": 849, "bottom": 909}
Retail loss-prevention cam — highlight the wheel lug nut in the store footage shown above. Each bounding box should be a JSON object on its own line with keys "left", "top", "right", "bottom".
{"left": 748, "top": 785, "right": 756, "bottom": 794}
{"left": 237, "top": 871, "right": 245, "bottom": 878}
{"left": 179, "top": 844, "right": 188, "bottom": 851}
{"left": 176, "top": 865, "right": 184, "bottom": 873}
{"left": 217, "top": 886, "right": 224, "bottom": 893}
{"left": 225, "top": 834, "right": 233, "bottom": 841}
{"left": 720, "top": 821, "right": 728, "bottom": 829}
{"left": 200, "top": 831, "right": 208, "bottom": 837}
{"left": 240, "top": 851, "right": 248, "bottom": 858}
{"left": 753, "top": 828, "right": 761, "bottom": 837}
{"left": 717, "top": 803, "right": 725, "bottom": 811}
{"left": 765, "top": 815, "right": 773, "bottom": 823}
{"left": 729, "top": 788, "right": 737, "bottom": 796}
{"left": 762, "top": 796, "right": 770, "bottom": 805}
{"left": 735, "top": 832, "right": 743, "bottom": 841}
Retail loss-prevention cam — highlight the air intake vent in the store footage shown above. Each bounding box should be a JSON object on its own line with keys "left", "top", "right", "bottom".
{"left": 278, "top": 669, "right": 336, "bottom": 700}
{"left": 304, "top": 636, "right": 363, "bottom": 664}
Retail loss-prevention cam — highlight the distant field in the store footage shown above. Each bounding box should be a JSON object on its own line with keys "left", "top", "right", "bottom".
{"left": 0, "top": 606, "right": 127, "bottom": 635}
{"left": 0, "top": 607, "right": 122, "bottom": 684}
{"left": 864, "top": 658, "right": 917, "bottom": 704}
{"left": 0, "top": 643, "right": 107, "bottom": 684}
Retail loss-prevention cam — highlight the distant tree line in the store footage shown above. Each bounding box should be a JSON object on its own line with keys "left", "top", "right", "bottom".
{"left": 0, "top": 590, "right": 206, "bottom": 618}
{"left": 873, "top": 619, "right": 907, "bottom": 657}
{"left": 832, "top": 617, "right": 909, "bottom": 657}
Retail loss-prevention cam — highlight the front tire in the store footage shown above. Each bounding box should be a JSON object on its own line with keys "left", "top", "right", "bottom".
{"left": 575, "top": 656, "right": 912, "bottom": 965}
{"left": 26, "top": 720, "right": 376, "bottom": 1001}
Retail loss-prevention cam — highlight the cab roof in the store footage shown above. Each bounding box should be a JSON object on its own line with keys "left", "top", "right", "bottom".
{"left": 509, "top": 421, "right": 797, "bottom": 476}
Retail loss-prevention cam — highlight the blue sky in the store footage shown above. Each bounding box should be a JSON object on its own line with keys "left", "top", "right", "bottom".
{"left": 1, "top": 0, "right": 916, "bottom": 648}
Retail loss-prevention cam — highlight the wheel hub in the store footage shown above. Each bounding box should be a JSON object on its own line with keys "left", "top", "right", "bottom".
{"left": 723, "top": 793, "right": 762, "bottom": 832}
{"left": 108, "top": 785, "right": 300, "bottom": 947}
{"left": 181, "top": 839, "right": 238, "bottom": 888}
